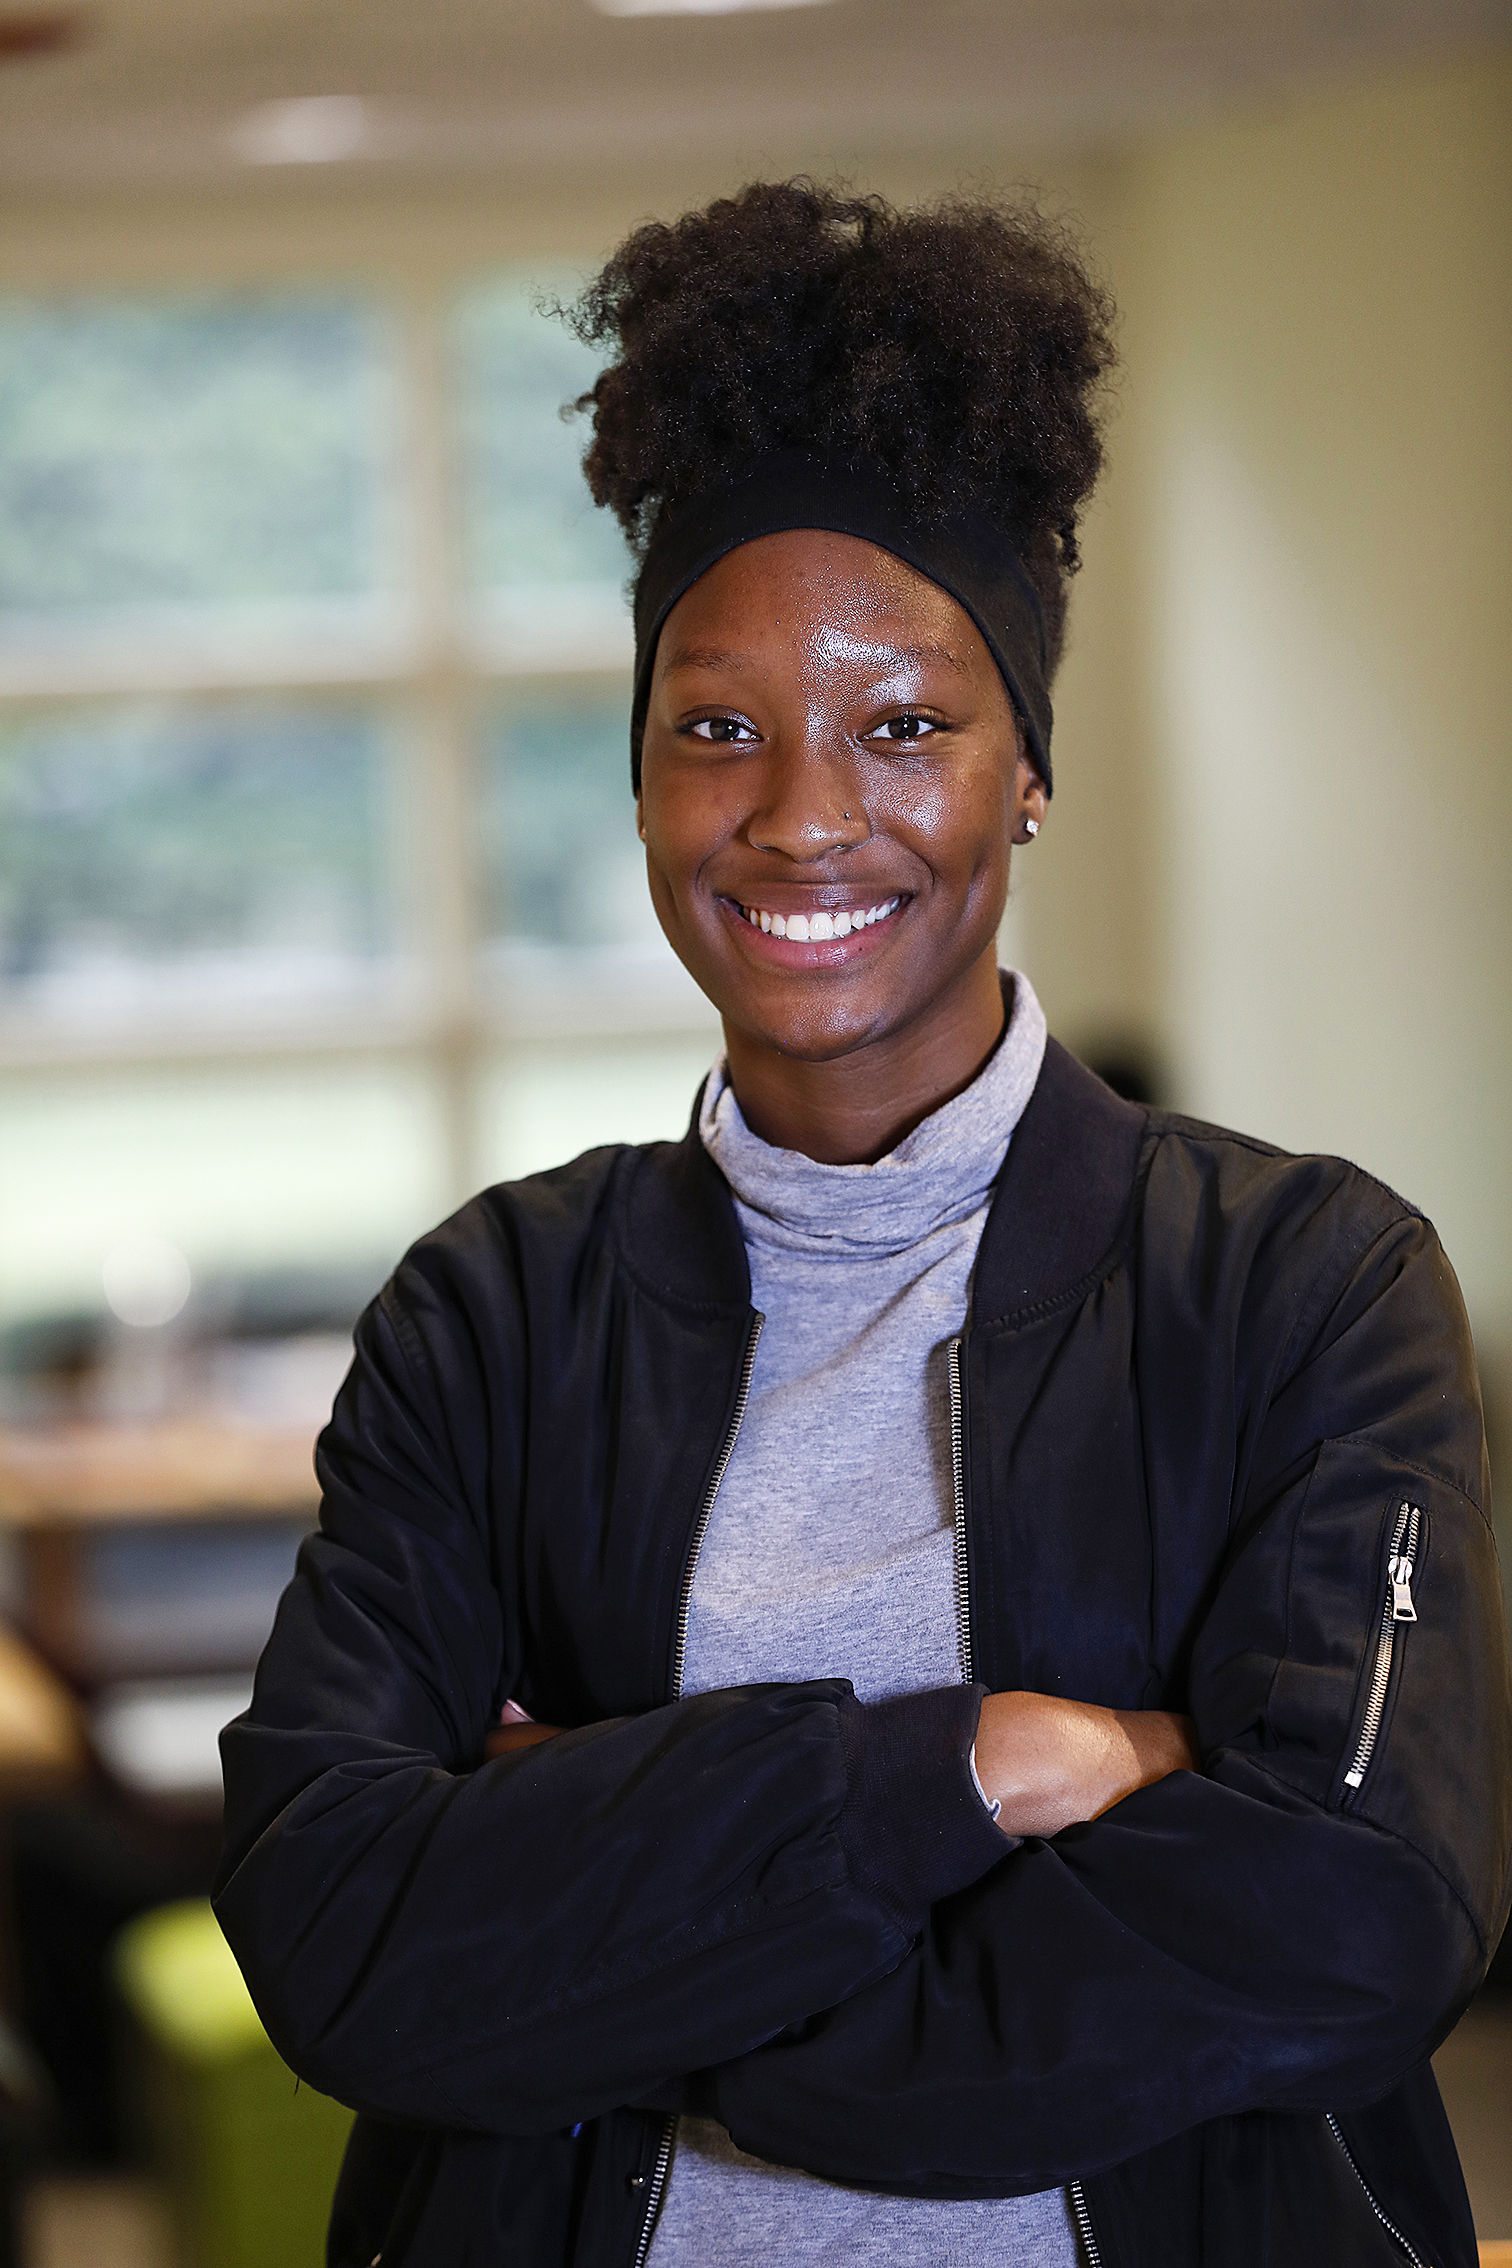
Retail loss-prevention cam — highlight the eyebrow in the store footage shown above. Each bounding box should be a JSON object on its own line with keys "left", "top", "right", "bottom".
{"left": 660, "top": 643, "right": 749, "bottom": 675}
{"left": 894, "top": 643, "right": 973, "bottom": 679}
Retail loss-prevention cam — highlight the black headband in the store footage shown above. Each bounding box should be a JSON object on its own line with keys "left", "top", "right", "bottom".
{"left": 629, "top": 451, "right": 1053, "bottom": 797}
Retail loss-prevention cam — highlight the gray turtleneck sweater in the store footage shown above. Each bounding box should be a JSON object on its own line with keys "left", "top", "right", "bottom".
{"left": 645, "top": 971, "right": 1081, "bottom": 2267}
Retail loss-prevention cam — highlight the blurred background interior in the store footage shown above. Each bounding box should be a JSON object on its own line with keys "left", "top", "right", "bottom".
{"left": 0, "top": 0, "right": 1508, "bottom": 2261}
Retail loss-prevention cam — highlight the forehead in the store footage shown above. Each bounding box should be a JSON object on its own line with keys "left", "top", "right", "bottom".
{"left": 657, "top": 527, "right": 995, "bottom": 680}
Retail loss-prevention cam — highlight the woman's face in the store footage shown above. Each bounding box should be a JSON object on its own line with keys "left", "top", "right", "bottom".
{"left": 637, "top": 528, "right": 1045, "bottom": 1075}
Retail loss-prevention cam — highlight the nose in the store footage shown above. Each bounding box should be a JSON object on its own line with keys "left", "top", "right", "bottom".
{"left": 745, "top": 739, "right": 869, "bottom": 862}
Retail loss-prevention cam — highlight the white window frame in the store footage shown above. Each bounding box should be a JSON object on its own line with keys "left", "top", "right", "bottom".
{"left": 0, "top": 261, "right": 715, "bottom": 1218}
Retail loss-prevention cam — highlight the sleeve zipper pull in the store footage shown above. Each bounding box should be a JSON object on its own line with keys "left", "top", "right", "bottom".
{"left": 1342, "top": 1505, "right": 1422, "bottom": 1796}
{"left": 1388, "top": 1556, "right": 1418, "bottom": 1622}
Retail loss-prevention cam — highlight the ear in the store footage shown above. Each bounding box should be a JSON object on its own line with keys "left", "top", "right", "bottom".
{"left": 1013, "top": 747, "right": 1048, "bottom": 844}
{"left": 635, "top": 794, "right": 647, "bottom": 843}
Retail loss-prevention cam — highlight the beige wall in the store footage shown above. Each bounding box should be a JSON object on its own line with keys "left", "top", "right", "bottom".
{"left": 1017, "top": 59, "right": 1512, "bottom": 1484}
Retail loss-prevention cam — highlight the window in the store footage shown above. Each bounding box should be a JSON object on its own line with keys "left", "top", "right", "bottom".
{"left": 0, "top": 296, "right": 396, "bottom": 615}
{"left": 0, "top": 271, "right": 716, "bottom": 1344}
{"left": 0, "top": 698, "right": 395, "bottom": 1020}
{"left": 457, "top": 277, "right": 627, "bottom": 598}
{"left": 482, "top": 694, "right": 659, "bottom": 957}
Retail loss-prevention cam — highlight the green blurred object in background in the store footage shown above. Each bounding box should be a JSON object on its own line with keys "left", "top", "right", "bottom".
{"left": 111, "top": 1900, "right": 353, "bottom": 2268}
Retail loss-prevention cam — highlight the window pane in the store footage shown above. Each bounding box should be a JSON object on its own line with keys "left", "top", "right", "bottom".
{"left": 482, "top": 691, "right": 655, "bottom": 950}
{"left": 456, "top": 272, "right": 630, "bottom": 594}
{"left": 481, "top": 1034, "right": 719, "bottom": 1185}
{"left": 0, "top": 1061, "right": 447, "bottom": 1331}
{"left": 0, "top": 296, "right": 396, "bottom": 614}
{"left": 0, "top": 699, "right": 397, "bottom": 1018}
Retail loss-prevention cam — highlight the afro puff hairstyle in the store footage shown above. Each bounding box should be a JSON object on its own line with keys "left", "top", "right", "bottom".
{"left": 567, "top": 180, "right": 1116, "bottom": 682}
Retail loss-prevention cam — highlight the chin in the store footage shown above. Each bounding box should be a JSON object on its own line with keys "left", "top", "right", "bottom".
{"left": 725, "top": 990, "right": 899, "bottom": 1065}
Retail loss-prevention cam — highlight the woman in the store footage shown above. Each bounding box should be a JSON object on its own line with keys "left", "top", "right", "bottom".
{"left": 216, "top": 185, "right": 1511, "bottom": 2268}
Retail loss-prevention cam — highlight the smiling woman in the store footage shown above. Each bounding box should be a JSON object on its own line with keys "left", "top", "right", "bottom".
{"left": 214, "top": 183, "right": 1510, "bottom": 2268}
{"left": 640, "top": 527, "right": 1036, "bottom": 1162}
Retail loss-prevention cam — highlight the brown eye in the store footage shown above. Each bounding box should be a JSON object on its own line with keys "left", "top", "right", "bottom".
{"left": 689, "top": 716, "right": 756, "bottom": 744}
{"left": 878, "top": 714, "right": 936, "bottom": 741}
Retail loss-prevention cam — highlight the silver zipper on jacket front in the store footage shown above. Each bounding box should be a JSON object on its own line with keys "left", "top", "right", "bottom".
{"left": 635, "top": 1321, "right": 763, "bottom": 2267}
{"left": 1068, "top": 2178, "right": 1103, "bottom": 2267}
{"left": 1343, "top": 1503, "right": 1422, "bottom": 1794}
{"left": 1327, "top": 2113, "right": 1432, "bottom": 2266}
{"left": 947, "top": 1336, "right": 972, "bottom": 1683}
{"left": 629, "top": 2118, "right": 677, "bottom": 2268}
{"left": 670, "top": 1312, "right": 764, "bottom": 1703}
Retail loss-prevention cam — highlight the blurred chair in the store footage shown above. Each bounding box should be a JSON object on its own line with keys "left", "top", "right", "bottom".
{"left": 0, "top": 1631, "right": 85, "bottom": 1790}
{"left": 0, "top": 1414, "right": 314, "bottom": 2164}
{"left": 0, "top": 1629, "right": 86, "bottom": 2267}
{"left": 111, "top": 1901, "right": 351, "bottom": 2268}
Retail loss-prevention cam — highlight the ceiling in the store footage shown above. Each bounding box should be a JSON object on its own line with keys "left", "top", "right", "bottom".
{"left": 0, "top": 0, "right": 1507, "bottom": 194}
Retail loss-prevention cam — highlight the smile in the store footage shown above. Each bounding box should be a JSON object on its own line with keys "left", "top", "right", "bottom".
{"left": 735, "top": 896, "right": 901, "bottom": 941}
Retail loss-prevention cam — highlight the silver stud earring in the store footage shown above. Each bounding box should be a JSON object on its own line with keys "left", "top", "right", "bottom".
{"left": 1024, "top": 817, "right": 1040, "bottom": 838}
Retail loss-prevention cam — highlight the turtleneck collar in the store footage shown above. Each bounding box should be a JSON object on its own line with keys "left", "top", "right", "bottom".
{"left": 698, "top": 970, "right": 1048, "bottom": 1260}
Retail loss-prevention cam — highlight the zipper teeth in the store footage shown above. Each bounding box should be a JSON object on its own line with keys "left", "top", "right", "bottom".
{"left": 947, "top": 1336, "right": 972, "bottom": 1684}
{"left": 1343, "top": 1502, "right": 1417, "bottom": 1793}
{"left": 1327, "top": 2114, "right": 1431, "bottom": 2267}
{"left": 629, "top": 2116, "right": 677, "bottom": 2268}
{"left": 1068, "top": 2177, "right": 1102, "bottom": 2267}
{"left": 671, "top": 1312, "right": 764, "bottom": 1701}
{"left": 645, "top": 1319, "right": 760, "bottom": 2263}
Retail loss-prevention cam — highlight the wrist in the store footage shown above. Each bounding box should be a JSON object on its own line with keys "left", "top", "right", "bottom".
{"left": 976, "top": 1691, "right": 1198, "bottom": 1839}
{"left": 836, "top": 1684, "right": 1014, "bottom": 1926}
{"left": 967, "top": 1738, "right": 1003, "bottom": 1823}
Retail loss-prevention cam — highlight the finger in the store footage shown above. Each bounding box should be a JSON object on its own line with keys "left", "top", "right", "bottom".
{"left": 483, "top": 1722, "right": 564, "bottom": 1759}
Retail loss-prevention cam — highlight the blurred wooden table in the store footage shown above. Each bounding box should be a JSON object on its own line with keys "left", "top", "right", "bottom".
{"left": 0, "top": 1420, "right": 319, "bottom": 1530}
{"left": 0, "top": 1420, "right": 319, "bottom": 1693}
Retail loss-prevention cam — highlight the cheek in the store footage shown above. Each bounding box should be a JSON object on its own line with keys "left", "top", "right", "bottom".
{"left": 871, "top": 756, "right": 1012, "bottom": 887}
{"left": 640, "top": 774, "right": 729, "bottom": 913}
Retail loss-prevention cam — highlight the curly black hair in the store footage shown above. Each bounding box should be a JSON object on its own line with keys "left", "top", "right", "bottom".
{"left": 566, "top": 180, "right": 1116, "bottom": 679}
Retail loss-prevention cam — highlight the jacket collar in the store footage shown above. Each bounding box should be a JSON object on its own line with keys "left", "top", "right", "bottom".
{"left": 969, "top": 1037, "right": 1147, "bottom": 1325}
{"left": 617, "top": 1079, "right": 753, "bottom": 1315}
{"left": 619, "top": 1039, "right": 1146, "bottom": 1323}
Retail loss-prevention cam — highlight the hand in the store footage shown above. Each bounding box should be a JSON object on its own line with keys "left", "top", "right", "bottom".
{"left": 974, "top": 1691, "right": 1197, "bottom": 1839}
{"left": 484, "top": 1718, "right": 564, "bottom": 1760}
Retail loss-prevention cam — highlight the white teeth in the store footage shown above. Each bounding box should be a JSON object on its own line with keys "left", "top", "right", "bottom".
{"left": 739, "top": 896, "right": 900, "bottom": 936}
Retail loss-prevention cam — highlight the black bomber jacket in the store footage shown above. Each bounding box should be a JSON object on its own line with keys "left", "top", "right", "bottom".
{"left": 215, "top": 1040, "right": 1512, "bottom": 2268}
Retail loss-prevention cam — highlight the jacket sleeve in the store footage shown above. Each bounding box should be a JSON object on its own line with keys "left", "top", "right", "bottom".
{"left": 212, "top": 1231, "right": 1008, "bottom": 2135}
{"left": 694, "top": 1203, "right": 1512, "bottom": 2192}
